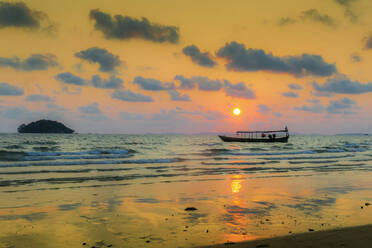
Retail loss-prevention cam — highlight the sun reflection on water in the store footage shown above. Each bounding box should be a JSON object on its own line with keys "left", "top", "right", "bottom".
{"left": 231, "top": 175, "right": 244, "bottom": 193}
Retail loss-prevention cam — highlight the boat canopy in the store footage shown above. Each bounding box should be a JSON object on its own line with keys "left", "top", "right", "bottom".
{"left": 236, "top": 126, "right": 288, "bottom": 134}
{"left": 237, "top": 130, "right": 287, "bottom": 134}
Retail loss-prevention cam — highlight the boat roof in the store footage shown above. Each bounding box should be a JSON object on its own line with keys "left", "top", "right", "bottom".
{"left": 236, "top": 129, "right": 288, "bottom": 134}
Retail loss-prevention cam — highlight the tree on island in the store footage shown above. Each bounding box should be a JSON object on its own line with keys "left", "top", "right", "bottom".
{"left": 17, "top": 119, "right": 75, "bottom": 133}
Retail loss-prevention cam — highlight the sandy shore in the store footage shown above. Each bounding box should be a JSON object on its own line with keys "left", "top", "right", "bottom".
{"left": 198, "top": 225, "right": 372, "bottom": 248}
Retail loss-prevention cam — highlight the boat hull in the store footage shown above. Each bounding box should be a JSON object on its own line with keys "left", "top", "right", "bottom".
{"left": 219, "top": 135, "right": 289, "bottom": 143}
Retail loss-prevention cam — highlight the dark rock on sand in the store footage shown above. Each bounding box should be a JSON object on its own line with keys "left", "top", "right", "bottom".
{"left": 185, "top": 207, "right": 198, "bottom": 211}
{"left": 309, "top": 229, "right": 314, "bottom": 232}
{"left": 18, "top": 119, "right": 74, "bottom": 133}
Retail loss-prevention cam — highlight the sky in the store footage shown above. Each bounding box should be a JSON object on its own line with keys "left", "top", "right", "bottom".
{"left": 1, "top": 0, "right": 372, "bottom": 134}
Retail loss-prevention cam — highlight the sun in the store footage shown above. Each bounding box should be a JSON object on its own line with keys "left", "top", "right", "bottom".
{"left": 233, "top": 108, "right": 241, "bottom": 116}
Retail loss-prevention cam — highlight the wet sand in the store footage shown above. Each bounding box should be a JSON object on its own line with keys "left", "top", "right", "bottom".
{"left": 199, "top": 224, "right": 372, "bottom": 248}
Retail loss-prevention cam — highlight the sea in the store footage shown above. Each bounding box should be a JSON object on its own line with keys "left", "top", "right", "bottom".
{"left": 0, "top": 134, "right": 372, "bottom": 248}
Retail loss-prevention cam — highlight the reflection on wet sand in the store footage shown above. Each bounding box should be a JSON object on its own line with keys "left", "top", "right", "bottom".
{"left": 224, "top": 175, "right": 260, "bottom": 243}
{"left": 1, "top": 173, "right": 372, "bottom": 248}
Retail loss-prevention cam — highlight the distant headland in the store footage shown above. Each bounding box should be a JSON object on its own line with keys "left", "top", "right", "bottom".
{"left": 17, "top": 120, "right": 75, "bottom": 134}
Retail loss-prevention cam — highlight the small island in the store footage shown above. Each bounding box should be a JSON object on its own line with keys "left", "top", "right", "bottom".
{"left": 17, "top": 119, "right": 75, "bottom": 134}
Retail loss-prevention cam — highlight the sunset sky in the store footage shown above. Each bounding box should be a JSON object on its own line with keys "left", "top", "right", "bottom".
{"left": 1, "top": 0, "right": 372, "bottom": 134}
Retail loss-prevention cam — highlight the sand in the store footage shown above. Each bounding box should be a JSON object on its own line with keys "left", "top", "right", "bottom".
{"left": 198, "top": 225, "right": 372, "bottom": 248}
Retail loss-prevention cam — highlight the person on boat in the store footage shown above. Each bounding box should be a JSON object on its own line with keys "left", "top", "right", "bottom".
{"left": 261, "top": 133, "right": 266, "bottom": 137}
{"left": 273, "top": 134, "right": 276, "bottom": 139}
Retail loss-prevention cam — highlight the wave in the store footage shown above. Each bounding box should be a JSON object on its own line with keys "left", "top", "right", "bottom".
{"left": 288, "top": 160, "right": 339, "bottom": 164}
{"left": 22, "top": 154, "right": 132, "bottom": 162}
{"left": 0, "top": 172, "right": 182, "bottom": 187}
{"left": 227, "top": 150, "right": 315, "bottom": 156}
{"left": 262, "top": 154, "right": 352, "bottom": 161}
{"left": 0, "top": 149, "right": 136, "bottom": 161}
{"left": 202, "top": 161, "right": 275, "bottom": 166}
{"left": 25, "top": 149, "right": 134, "bottom": 156}
{"left": 23, "top": 141, "right": 58, "bottom": 145}
{"left": 0, "top": 158, "right": 183, "bottom": 168}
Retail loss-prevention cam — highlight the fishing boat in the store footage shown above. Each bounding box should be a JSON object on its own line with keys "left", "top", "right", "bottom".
{"left": 219, "top": 126, "right": 289, "bottom": 143}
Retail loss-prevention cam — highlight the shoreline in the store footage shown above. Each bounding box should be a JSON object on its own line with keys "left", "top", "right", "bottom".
{"left": 198, "top": 224, "right": 372, "bottom": 248}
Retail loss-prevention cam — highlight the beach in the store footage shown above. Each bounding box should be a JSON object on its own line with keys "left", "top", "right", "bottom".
{"left": 0, "top": 134, "right": 372, "bottom": 247}
{"left": 199, "top": 224, "right": 372, "bottom": 248}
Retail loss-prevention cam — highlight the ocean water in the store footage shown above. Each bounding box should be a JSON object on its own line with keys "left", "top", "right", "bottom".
{"left": 0, "top": 134, "right": 372, "bottom": 247}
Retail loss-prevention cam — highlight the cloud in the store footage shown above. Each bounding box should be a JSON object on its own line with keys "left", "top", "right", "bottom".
{"left": 78, "top": 102, "right": 101, "bottom": 114}
{"left": 25, "top": 94, "right": 53, "bottom": 102}
{"left": 91, "top": 75, "right": 123, "bottom": 89}
{"left": 55, "top": 72, "right": 87, "bottom": 86}
{"left": 46, "top": 103, "right": 67, "bottom": 111}
{"left": 174, "top": 75, "right": 196, "bottom": 90}
{"left": 2, "top": 106, "right": 39, "bottom": 120}
{"left": 294, "top": 98, "right": 356, "bottom": 114}
{"left": 0, "top": 54, "right": 58, "bottom": 71}
{"left": 224, "top": 81, "right": 255, "bottom": 99}
{"left": 133, "top": 76, "right": 174, "bottom": 91}
{"left": 2, "top": 106, "right": 62, "bottom": 121}
{"left": 175, "top": 75, "right": 223, "bottom": 91}
{"left": 0, "top": 1, "right": 52, "bottom": 30}
{"left": 350, "top": 53, "right": 363, "bottom": 63}
{"left": 119, "top": 112, "right": 145, "bottom": 120}
{"left": 75, "top": 47, "right": 122, "bottom": 72}
{"left": 89, "top": 9, "right": 179, "bottom": 43}
{"left": 307, "top": 99, "right": 320, "bottom": 103}
{"left": 334, "top": 0, "right": 358, "bottom": 22}
{"left": 151, "top": 109, "right": 178, "bottom": 121}
{"left": 175, "top": 75, "right": 255, "bottom": 98}
{"left": 168, "top": 90, "right": 190, "bottom": 101}
{"left": 364, "top": 34, "right": 372, "bottom": 50}
{"left": 278, "top": 9, "right": 338, "bottom": 27}
{"left": 294, "top": 103, "right": 325, "bottom": 113}
{"left": 326, "top": 97, "right": 356, "bottom": 114}
{"left": 55, "top": 72, "right": 123, "bottom": 89}
{"left": 201, "top": 110, "right": 226, "bottom": 120}
{"left": 282, "top": 91, "right": 299, "bottom": 98}
{"left": 182, "top": 45, "right": 216, "bottom": 67}
{"left": 151, "top": 108, "right": 226, "bottom": 121}
{"left": 111, "top": 89, "right": 153, "bottom": 102}
{"left": 0, "top": 82, "right": 24, "bottom": 96}
{"left": 278, "top": 17, "right": 297, "bottom": 26}
{"left": 61, "top": 86, "right": 82, "bottom": 95}
{"left": 273, "top": 112, "right": 283, "bottom": 117}
{"left": 313, "top": 76, "right": 372, "bottom": 94}
{"left": 191, "top": 76, "right": 223, "bottom": 91}
{"left": 216, "top": 42, "right": 337, "bottom": 77}
{"left": 300, "top": 9, "right": 337, "bottom": 27}
{"left": 289, "top": 83, "right": 303, "bottom": 90}
{"left": 257, "top": 104, "right": 271, "bottom": 113}
{"left": 334, "top": 0, "right": 357, "bottom": 7}
{"left": 311, "top": 90, "right": 333, "bottom": 97}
